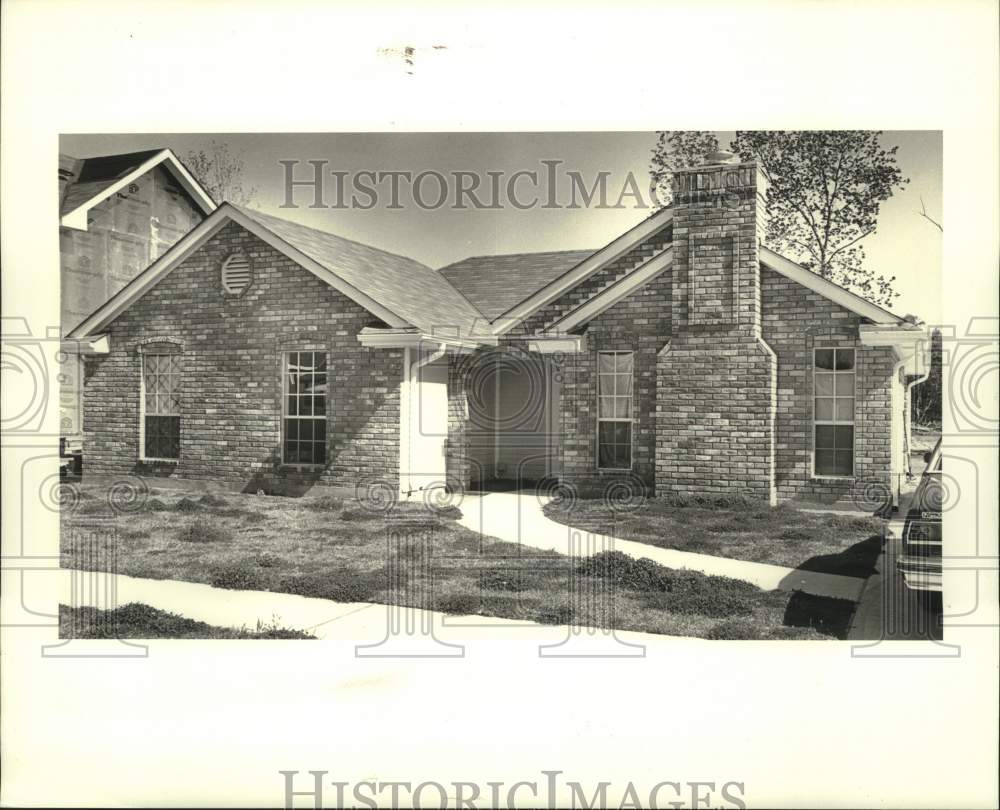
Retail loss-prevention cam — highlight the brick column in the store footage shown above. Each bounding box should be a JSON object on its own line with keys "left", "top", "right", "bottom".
{"left": 656, "top": 154, "right": 777, "bottom": 504}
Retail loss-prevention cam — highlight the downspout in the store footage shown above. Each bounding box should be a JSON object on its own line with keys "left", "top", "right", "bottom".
{"left": 402, "top": 343, "right": 447, "bottom": 497}
{"left": 904, "top": 363, "right": 932, "bottom": 476}
{"left": 890, "top": 355, "right": 907, "bottom": 508}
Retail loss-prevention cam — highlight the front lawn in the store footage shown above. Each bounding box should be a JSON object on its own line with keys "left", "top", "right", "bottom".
{"left": 544, "top": 496, "right": 886, "bottom": 578}
{"left": 61, "top": 485, "right": 857, "bottom": 639}
{"left": 59, "top": 603, "right": 315, "bottom": 639}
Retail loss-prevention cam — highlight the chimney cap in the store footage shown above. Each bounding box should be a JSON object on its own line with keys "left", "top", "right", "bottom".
{"left": 703, "top": 150, "right": 739, "bottom": 165}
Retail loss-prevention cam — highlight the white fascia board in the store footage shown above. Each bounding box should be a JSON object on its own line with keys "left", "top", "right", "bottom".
{"left": 60, "top": 148, "right": 217, "bottom": 231}
{"left": 491, "top": 207, "right": 673, "bottom": 335}
{"left": 66, "top": 204, "right": 413, "bottom": 339}
{"left": 760, "top": 246, "right": 904, "bottom": 325}
{"left": 544, "top": 246, "right": 673, "bottom": 334}
{"left": 60, "top": 335, "right": 110, "bottom": 355}
{"left": 526, "top": 335, "right": 588, "bottom": 354}
{"left": 357, "top": 328, "right": 483, "bottom": 352}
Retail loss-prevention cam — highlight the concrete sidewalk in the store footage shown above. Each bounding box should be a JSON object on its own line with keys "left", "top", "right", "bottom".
{"left": 457, "top": 491, "right": 866, "bottom": 601}
{"left": 53, "top": 568, "right": 691, "bottom": 649}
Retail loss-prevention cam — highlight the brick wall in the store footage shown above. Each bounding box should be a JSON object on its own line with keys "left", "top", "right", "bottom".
{"left": 82, "top": 220, "right": 402, "bottom": 493}
{"left": 761, "top": 267, "right": 896, "bottom": 503}
{"left": 553, "top": 270, "right": 672, "bottom": 494}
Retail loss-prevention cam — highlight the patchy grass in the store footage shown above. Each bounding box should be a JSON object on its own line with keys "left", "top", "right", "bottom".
{"left": 544, "top": 497, "right": 886, "bottom": 578}
{"left": 61, "top": 484, "right": 857, "bottom": 639}
{"left": 59, "top": 603, "right": 314, "bottom": 639}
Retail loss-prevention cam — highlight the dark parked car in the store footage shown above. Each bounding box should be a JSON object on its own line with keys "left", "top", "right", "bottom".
{"left": 898, "top": 438, "right": 942, "bottom": 592}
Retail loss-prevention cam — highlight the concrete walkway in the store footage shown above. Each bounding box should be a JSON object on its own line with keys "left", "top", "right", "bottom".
{"left": 52, "top": 569, "right": 690, "bottom": 648}
{"left": 457, "top": 491, "right": 866, "bottom": 601}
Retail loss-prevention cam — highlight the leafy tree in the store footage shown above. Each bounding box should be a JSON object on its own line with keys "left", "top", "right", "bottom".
{"left": 911, "top": 328, "right": 942, "bottom": 427}
{"left": 731, "top": 131, "right": 907, "bottom": 307}
{"left": 185, "top": 140, "right": 258, "bottom": 207}
{"left": 650, "top": 130, "right": 909, "bottom": 307}
{"left": 649, "top": 131, "right": 719, "bottom": 208}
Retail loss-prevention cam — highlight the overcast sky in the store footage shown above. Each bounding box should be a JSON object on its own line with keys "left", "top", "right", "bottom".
{"left": 61, "top": 131, "right": 942, "bottom": 323}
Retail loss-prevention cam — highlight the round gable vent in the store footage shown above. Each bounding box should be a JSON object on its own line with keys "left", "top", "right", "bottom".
{"left": 221, "top": 254, "right": 252, "bottom": 295}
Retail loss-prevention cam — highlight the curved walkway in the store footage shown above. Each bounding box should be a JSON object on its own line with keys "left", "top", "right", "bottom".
{"left": 456, "top": 491, "right": 866, "bottom": 602}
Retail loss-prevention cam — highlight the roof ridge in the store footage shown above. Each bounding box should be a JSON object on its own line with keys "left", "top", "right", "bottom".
{"left": 231, "top": 203, "right": 434, "bottom": 272}
{"left": 440, "top": 248, "right": 596, "bottom": 268}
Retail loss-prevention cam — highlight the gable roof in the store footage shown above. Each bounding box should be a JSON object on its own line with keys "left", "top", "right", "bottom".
{"left": 234, "top": 206, "right": 486, "bottom": 337}
{"left": 760, "top": 246, "right": 904, "bottom": 325}
{"left": 490, "top": 206, "right": 674, "bottom": 334}
{"left": 60, "top": 148, "right": 217, "bottom": 230}
{"left": 439, "top": 249, "right": 596, "bottom": 321}
{"left": 66, "top": 198, "right": 909, "bottom": 345}
{"left": 66, "top": 203, "right": 487, "bottom": 341}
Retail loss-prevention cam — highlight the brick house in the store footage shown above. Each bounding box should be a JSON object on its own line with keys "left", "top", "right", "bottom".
{"left": 66, "top": 153, "right": 929, "bottom": 507}
{"left": 59, "top": 148, "right": 217, "bottom": 456}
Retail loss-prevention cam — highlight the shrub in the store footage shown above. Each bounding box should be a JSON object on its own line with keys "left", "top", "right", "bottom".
{"left": 143, "top": 498, "right": 168, "bottom": 512}
{"left": 198, "top": 494, "right": 229, "bottom": 508}
{"left": 210, "top": 561, "right": 267, "bottom": 591}
{"left": 178, "top": 523, "right": 232, "bottom": 544}
{"left": 480, "top": 568, "right": 530, "bottom": 592}
{"left": 435, "top": 593, "right": 481, "bottom": 615}
{"left": 577, "top": 551, "right": 673, "bottom": 592}
{"left": 339, "top": 507, "right": 379, "bottom": 522}
{"left": 280, "top": 568, "right": 393, "bottom": 603}
{"left": 580, "top": 551, "right": 761, "bottom": 618}
{"left": 303, "top": 495, "right": 345, "bottom": 512}
{"left": 778, "top": 527, "right": 812, "bottom": 541}
{"left": 705, "top": 618, "right": 764, "bottom": 640}
{"left": 174, "top": 497, "right": 201, "bottom": 513}
{"left": 77, "top": 499, "right": 113, "bottom": 515}
{"left": 395, "top": 501, "right": 462, "bottom": 521}
{"left": 254, "top": 552, "right": 282, "bottom": 568}
{"left": 535, "top": 604, "right": 575, "bottom": 625}
{"left": 641, "top": 572, "right": 760, "bottom": 617}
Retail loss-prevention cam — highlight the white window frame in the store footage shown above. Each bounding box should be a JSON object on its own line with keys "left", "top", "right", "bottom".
{"left": 139, "top": 350, "right": 181, "bottom": 463}
{"left": 812, "top": 346, "right": 857, "bottom": 479}
{"left": 281, "top": 349, "right": 329, "bottom": 468}
{"left": 596, "top": 350, "right": 634, "bottom": 471}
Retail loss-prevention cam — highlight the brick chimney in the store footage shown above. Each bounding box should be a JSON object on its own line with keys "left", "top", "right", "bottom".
{"left": 656, "top": 152, "right": 777, "bottom": 504}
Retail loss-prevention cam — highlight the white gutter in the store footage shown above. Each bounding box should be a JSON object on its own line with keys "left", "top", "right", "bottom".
{"left": 61, "top": 334, "right": 110, "bottom": 355}
{"left": 358, "top": 327, "right": 491, "bottom": 352}
{"left": 860, "top": 323, "right": 932, "bottom": 494}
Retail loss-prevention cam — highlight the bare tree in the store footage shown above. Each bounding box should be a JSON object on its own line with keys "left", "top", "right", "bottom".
{"left": 185, "top": 140, "right": 258, "bottom": 206}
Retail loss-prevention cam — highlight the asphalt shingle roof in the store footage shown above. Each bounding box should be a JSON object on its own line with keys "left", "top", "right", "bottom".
{"left": 234, "top": 205, "right": 487, "bottom": 336}
{"left": 438, "top": 249, "right": 596, "bottom": 321}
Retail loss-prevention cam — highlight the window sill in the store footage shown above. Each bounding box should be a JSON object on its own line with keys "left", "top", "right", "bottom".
{"left": 279, "top": 464, "right": 326, "bottom": 471}
{"left": 811, "top": 474, "right": 855, "bottom": 481}
{"left": 140, "top": 457, "right": 179, "bottom": 464}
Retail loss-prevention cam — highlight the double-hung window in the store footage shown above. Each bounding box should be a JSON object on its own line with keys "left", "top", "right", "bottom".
{"left": 597, "top": 351, "right": 633, "bottom": 470}
{"left": 814, "top": 347, "right": 855, "bottom": 477}
{"left": 142, "top": 352, "right": 181, "bottom": 460}
{"left": 283, "top": 350, "right": 328, "bottom": 466}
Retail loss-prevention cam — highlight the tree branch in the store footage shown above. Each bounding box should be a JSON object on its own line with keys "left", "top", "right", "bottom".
{"left": 919, "top": 196, "right": 943, "bottom": 231}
